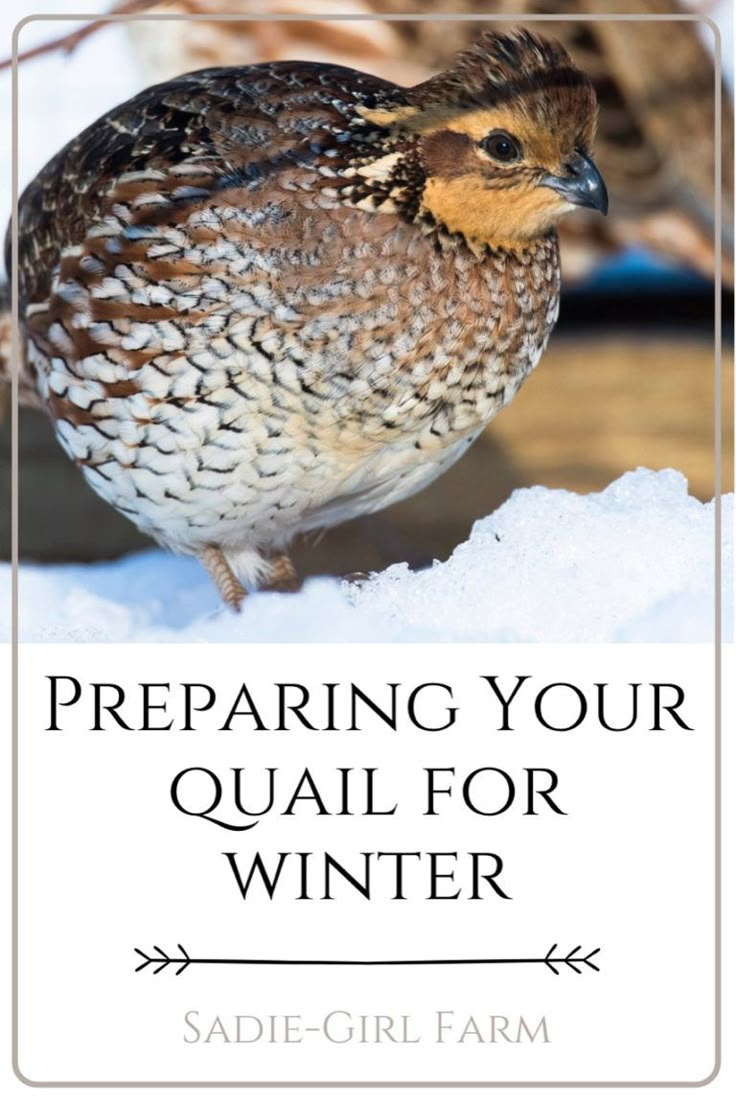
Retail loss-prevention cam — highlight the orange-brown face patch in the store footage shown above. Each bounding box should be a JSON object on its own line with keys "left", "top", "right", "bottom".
{"left": 421, "top": 174, "right": 570, "bottom": 251}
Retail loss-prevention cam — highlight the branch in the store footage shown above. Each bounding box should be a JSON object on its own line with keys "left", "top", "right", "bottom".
{"left": 0, "top": 0, "right": 167, "bottom": 74}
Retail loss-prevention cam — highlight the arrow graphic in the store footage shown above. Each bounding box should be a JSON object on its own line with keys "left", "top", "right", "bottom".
{"left": 542, "top": 943, "right": 601, "bottom": 975}
{"left": 134, "top": 943, "right": 601, "bottom": 976}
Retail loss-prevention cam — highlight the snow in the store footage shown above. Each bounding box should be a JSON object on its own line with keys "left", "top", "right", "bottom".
{"left": 3, "top": 468, "right": 731, "bottom": 644}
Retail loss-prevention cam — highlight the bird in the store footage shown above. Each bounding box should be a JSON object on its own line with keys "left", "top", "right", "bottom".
{"left": 124, "top": 0, "right": 731, "bottom": 284}
{"left": 6, "top": 28, "right": 607, "bottom": 609}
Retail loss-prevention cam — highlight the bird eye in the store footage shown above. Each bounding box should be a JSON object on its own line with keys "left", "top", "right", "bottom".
{"left": 479, "top": 130, "right": 522, "bottom": 163}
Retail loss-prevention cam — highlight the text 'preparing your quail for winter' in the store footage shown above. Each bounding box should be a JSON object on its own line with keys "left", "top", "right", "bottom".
{"left": 41, "top": 671, "right": 695, "bottom": 903}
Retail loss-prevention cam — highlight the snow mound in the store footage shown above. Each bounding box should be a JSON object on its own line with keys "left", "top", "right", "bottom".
{"left": 2, "top": 468, "right": 731, "bottom": 644}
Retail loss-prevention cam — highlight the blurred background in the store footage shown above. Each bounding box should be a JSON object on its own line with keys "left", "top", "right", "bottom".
{"left": 1, "top": 0, "right": 733, "bottom": 578}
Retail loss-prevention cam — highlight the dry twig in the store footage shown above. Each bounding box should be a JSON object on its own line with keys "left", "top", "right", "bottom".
{"left": 0, "top": 0, "right": 166, "bottom": 74}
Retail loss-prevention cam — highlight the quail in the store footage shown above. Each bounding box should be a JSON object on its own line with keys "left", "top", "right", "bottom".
{"left": 7, "top": 29, "right": 607, "bottom": 608}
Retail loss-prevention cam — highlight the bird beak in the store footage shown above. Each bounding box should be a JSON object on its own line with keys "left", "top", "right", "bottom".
{"left": 541, "top": 151, "right": 608, "bottom": 215}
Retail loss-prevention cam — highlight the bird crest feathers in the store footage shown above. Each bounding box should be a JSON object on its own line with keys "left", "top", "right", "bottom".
{"left": 413, "top": 29, "right": 586, "bottom": 106}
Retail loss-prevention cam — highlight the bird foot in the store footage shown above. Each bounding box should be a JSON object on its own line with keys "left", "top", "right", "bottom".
{"left": 199, "top": 546, "right": 247, "bottom": 612}
{"left": 261, "top": 552, "right": 301, "bottom": 594}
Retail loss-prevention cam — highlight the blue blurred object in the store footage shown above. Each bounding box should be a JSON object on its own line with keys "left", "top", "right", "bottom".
{"left": 582, "top": 246, "right": 713, "bottom": 293}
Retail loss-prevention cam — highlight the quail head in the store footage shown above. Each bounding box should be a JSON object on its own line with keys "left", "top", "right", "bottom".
{"left": 9, "top": 29, "right": 607, "bottom": 608}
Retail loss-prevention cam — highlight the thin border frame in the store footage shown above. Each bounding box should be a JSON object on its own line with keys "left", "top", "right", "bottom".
{"left": 9, "top": 8, "right": 723, "bottom": 1090}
